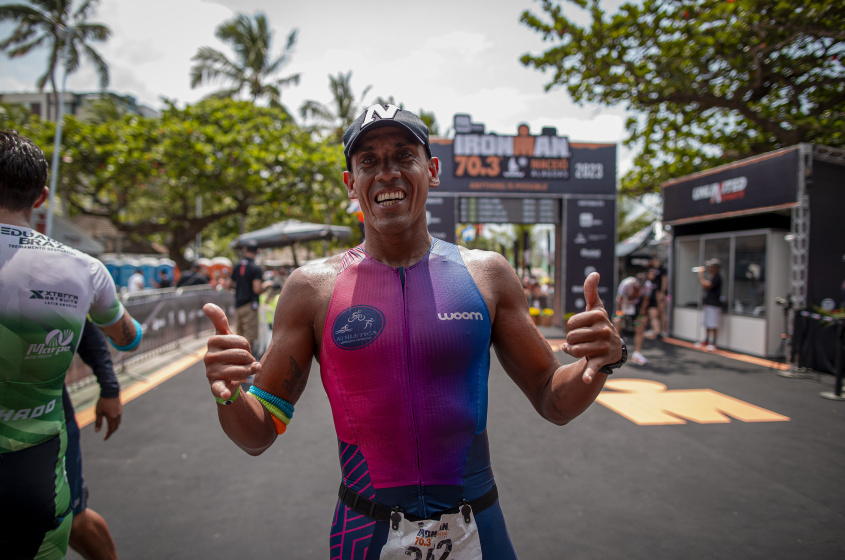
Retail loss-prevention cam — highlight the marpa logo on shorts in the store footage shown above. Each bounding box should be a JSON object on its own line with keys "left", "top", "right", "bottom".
{"left": 437, "top": 311, "right": 484, "bottom": 321}
{"left": 332, "top": 305, "right": 385, "bottom": 350}
{"left": 25, "top": 329, "right": 74, "bottom": 359}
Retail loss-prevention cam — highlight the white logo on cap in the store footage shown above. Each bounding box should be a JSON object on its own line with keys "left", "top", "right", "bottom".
{"left": 361, "top": 104, "right": 400, "bottom": 129}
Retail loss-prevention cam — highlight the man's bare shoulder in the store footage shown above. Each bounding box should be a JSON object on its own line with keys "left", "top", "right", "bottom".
{"left": 285, "top": 253, "right": 342, "bottom": 298}
{"left": 457, "top": 246, "right": 522, "bottom": 312}
{"left": 458, "top": 246, "right": 515, "bottom": 279}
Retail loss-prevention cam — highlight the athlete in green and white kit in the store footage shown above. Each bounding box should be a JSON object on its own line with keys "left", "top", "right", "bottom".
{"left": 0, "top": 131, "right": 142, "bottom": 560}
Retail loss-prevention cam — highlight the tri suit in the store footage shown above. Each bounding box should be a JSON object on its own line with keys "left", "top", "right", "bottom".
{"left": 0, "top": 224, "right": 125, "bottom": 559}
{"left": 320, "top": 239, "right": 517, "bottom": 559}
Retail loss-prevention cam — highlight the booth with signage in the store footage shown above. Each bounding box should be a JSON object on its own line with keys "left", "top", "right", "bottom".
{"left": 662, "top": 144, "right": 845, "bottom": 360}
{"left": 425, "top": 114, "right": 617, "bottom": 325}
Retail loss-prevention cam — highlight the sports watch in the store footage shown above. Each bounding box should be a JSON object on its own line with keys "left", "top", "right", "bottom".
{"left": 598, "top": 340, "right": 627, "bottom": 375}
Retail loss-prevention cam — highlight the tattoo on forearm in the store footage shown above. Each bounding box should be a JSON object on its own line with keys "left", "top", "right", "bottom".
{"left": 282, "top": 356, "right": 308, "bottom": 399}
{"left": 121, "top": 318, "right": 133, "bottom": 345}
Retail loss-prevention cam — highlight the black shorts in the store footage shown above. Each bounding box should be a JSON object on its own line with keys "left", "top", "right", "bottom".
{"left": 63, "top": 387, "right": 88, "bottom": 515}
{"left": 0, "top": 434, "right": 73, "bottom": 558}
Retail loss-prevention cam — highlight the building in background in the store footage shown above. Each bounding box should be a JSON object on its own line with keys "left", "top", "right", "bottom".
{"left": 0, "top": 90, "right": 158, "bottom": 121}
{"left": 662, "top": 144, "right": 845, "bottom": 362}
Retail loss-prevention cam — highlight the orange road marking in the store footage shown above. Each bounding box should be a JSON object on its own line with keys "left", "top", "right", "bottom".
{"left": 543, "top": 334, "right": 790, "bottom": 372}
{"left": 663, "top": 337, "right": 790, "bottom": 370}
{"left": 596, "top": 378, "right": 790, "bottom": 425}
{"left": 75, "top": 348, "right": 206, "bottom": 429}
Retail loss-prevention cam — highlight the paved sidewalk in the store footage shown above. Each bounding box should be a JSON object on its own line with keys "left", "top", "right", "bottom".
{"left": 67, "top": 327, "right": 845, "bottom": 559}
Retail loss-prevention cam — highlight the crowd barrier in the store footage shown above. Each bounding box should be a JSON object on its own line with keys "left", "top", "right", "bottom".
{"left": 66, "top": 286, "right": 235, "bottom": 388}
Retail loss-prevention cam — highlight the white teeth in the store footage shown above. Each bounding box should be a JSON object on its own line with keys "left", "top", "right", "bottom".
{"left": 376, "top": 192, "right": 406, "bottom": 203}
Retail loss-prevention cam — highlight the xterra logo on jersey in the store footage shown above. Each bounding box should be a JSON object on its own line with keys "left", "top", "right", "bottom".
{"left": 25, "top": 329, "right": 74, "bottom": 359}
{"left": 0, "top": 226, "right": 66, "bottom": 248}
{"left": 438, "top": 311, "right": 484, "bottom": 321}
{"left": 29, "top": 290, "right": 80, "bottom": 308}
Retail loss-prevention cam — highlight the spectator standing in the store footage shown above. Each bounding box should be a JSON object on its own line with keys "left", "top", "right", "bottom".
{"left": 176, "top": 262, "right": 209, "bottom": 287}
{"left": 649, "top": 256, "right": 668, "bottom": 336}
{"left": 127, "top": 268, "right": 145, "bottom": 293}
{"left": 696, "top": 258, "right": 723, "bottom": 351}
{"left": 156, "top": 270, "right": 171, "bottom": 289}
{"left": 228, "top": 240, "right": 263, "bottom": 354}
{"left": 644, "top": 268, "right": 661, "bottom": 338}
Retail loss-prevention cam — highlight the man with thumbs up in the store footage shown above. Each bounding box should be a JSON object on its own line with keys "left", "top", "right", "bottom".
{"left": 203, "top": 105, "right": 623, "bottom": 559}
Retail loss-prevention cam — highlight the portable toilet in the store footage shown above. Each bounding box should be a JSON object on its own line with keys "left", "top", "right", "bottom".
{"left": 156, "top": 258, "right": 176, "bottom": 287}
{"left": 139, "top": 257, "right": 159, "bottom": 288}
{"left": 102, "top": 257, "right": 121, "bottom": 287}
{"left": 119, "top": 259, "right": 140, "bottom": 288}
{"left": 198, "top": 258, "right": 213, "bottom": 278}
{"left": 210, "top": 256, "right": 233, "bottom": 287}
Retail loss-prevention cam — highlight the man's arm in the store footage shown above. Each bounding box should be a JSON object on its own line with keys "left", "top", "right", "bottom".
{"left": 698, "top": 271, "right": 713, "bottom": 289}
{"left": 472, "top": 252, "right": 621, "bottom": 425}
{"left": 76, "top": 320, "right": 122, "bottom": 440}
{"left": 99, "top": 312, "right": 141, "bottom": 349}
{"left": 204, "top": 268, "right": 320, "bottom": 455}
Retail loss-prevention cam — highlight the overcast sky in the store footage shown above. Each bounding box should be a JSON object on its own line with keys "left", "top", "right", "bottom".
{"left": 0, "top": 0, "right": 633, "bottom": 172}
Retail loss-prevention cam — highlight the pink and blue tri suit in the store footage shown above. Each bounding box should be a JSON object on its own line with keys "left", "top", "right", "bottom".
{"left": 320, "top": 239, "right": 518, "bottom": 559}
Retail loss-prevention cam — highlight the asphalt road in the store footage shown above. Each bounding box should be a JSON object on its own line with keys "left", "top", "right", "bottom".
{"left": 69, "top": 338, "right": 845, "bottom": 559}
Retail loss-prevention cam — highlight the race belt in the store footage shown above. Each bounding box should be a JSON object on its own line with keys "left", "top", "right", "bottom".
{"left": 338, "top": 482, "right": 498, "bottom": 528}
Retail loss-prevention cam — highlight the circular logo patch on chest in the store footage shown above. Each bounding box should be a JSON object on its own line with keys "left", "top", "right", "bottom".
{"left": 332, "top": 305, "right": 385, "bottom": 349}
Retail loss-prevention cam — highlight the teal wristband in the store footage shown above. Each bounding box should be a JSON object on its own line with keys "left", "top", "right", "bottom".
{"left": 215, "top": 385, "right": 241, "bottom": 406}
{"left": 109, "top": 318, "right": 143, "bottom": 351}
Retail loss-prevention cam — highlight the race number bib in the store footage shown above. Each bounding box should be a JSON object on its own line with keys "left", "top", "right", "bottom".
{"left": 379, "top": 507, "right": 483, "bottom": 559}
{"left": 622, "top": 302, "right": 636, "bottom": 315}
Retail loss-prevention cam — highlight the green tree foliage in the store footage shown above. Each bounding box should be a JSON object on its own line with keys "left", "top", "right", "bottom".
{"left": 299, "top": 71, "right": 372, "bottom": 143}
{"left": 0, "top": 0, "right": 110, "bottom": 106}
{"left": 9, "top": 99, "right": 349, "bottom": 270}
{"left": 0, "top": 102, "right": 38, "bottom": 130}
{"left": 190, "top": 12, "right": 300, "bottom": 114}
{"left": 616, "top": 195, "right": 656, "bottom": 243}
{"left": 520, "top": 0, "right": 845, "bottom": 195}
{"left": 79, "top": 95, "right": 128, "bottom": 123}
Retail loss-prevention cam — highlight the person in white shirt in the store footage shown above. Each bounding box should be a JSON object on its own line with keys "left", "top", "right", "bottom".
{"left": 128, "top": 269, "right": 145, "bottom": 293}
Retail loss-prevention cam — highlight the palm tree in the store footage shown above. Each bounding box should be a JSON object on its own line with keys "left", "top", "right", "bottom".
{"left": 190, "top": 12, "right": 300, "bottom": 113}
{"left": 299, "top": 71, "right": 372, "bottom": 143}
{"left": 0, "top": 0, "right": 111, "bottom": 118}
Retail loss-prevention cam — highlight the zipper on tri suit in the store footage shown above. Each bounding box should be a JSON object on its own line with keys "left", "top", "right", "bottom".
{"left": 398, "top": 266, "right": 425, "bottom": 516}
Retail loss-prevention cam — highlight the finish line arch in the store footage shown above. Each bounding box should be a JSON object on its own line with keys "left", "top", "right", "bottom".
{"left": 426, "top": 114, "right": 618, "bottom": 327}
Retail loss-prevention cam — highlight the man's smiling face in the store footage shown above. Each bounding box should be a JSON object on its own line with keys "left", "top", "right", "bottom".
{"left": 343, "top": 127, "right": 439, "bottom": 239}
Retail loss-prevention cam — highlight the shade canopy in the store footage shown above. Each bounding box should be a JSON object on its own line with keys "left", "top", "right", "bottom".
{"left": 615, "top": 224, "right": 654, "bottom": 257}
{"left": 231, "top": 219, "right": 352, "bottom": 249}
